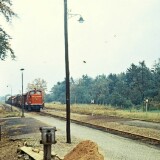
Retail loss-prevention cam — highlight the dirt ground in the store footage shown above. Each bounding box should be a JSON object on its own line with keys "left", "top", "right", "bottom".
{"left": 64, "top": 140, "right": 104, "bottom": 160}
{"left": 0, "top": 117, "right": 48, "bottom": 160}
{"left": 0, "top": 105, "right": 104, "bottom": 160}
{"left": 0, "top": 137, "right": 23, "bottom": 160}
{"left": 1, "top": 104, "right": 160, "bottom": 160}
{"left": 0, "top": 118, "right": 104, "bottom": 160}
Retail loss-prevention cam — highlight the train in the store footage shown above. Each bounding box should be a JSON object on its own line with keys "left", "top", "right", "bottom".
{"left": 6, "top": 89, "right": 44, "bottom": 112}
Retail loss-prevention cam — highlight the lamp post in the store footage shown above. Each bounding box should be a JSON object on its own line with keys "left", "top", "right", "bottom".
{"left": 64, "top": 0, "right": 84, "bottom": 143}
{"left": 64, "top": 0, "right": 70, "bottom": 144}
{"left": 20, "top": 68, "right": 25, "bottom": 118}
{"left": 7, "top": 85, "right": 12, "bottom": 111}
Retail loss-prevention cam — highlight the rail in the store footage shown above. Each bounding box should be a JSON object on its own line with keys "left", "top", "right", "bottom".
{"left": 38, "top": 111, "right": 160, "bottom": 147}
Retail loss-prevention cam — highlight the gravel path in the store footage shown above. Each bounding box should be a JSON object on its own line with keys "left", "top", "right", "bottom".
{"left": 42, "top": 109, "right": 160, "bottom": 140}
{"left": 120, "top": 120, "right": 160, "bottom": 130}
{"left": 28, "top": 113, "right": 160, "bottom": 160}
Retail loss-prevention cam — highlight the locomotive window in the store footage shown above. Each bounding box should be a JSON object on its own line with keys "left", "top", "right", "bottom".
{"left": 36, "top": 91, "right": 41, "bottom": 95}
{"left": 30, "top": 91, "right": 35, "bottom": 95}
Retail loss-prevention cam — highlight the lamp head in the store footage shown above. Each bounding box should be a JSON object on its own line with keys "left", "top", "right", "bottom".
{"left": 78, "top": 16, "right": 84, "bottom": 23}
{"left": 20, "top": 68, "right": 24, "bottom": 71}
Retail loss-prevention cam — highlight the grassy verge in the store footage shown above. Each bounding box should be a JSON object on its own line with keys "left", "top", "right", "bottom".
{"left": 0, "top": 104, "right": 21, "bottom": 118}
{"left": 45, "top": 103, "right": 160, "bottom": 123}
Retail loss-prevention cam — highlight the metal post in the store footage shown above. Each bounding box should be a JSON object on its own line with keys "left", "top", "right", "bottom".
{"left": 7, "top": 85, "right": 13, "bottom": 111}
{"left": 43, "top": 145, "right": 51, "bottom": 160}
{"left": 146, "top": 102, "right": 148, "bottom": 112}
{"left": 64, "top": 0, "right": 71, "bottom": 143}
{"left": 10, "top": 87, "right": 12, "bottom": 111}
{"left": 0, "top": 125, "right": 1, "bottom": 141}
{"left": 20, "top": 68, "right": 25, "bottom": 117}
{"left": 40, "top": 127, "right": 57, "bottom": 160}
{"left": 145, "top": 99, "right": 148, "bottom": 113}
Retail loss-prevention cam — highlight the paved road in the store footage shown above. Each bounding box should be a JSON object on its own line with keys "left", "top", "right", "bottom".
{"left": 28, "top": 114, "right": 160, "bottom": 160}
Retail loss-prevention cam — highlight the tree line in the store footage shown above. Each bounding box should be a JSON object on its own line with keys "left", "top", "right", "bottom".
{"left": 45, "top": 59, "right": 160, "bottom": 110}
{"left": 1, "top": 2, "right": 159, "bottom": 110}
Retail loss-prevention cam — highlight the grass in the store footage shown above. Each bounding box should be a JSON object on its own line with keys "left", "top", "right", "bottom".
{"left": 0, "top": 105, "right": 21, "bottom": 118}
{"left": 0, "top": 111, "right": 20, "bottom": 118}
{"left": 45, "top": 103, "right": 160, "bottom": 123}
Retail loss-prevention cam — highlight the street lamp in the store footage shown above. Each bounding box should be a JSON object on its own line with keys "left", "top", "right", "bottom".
{"left": 20, "top": 68, "right": 25, "bottom": 117}
{"left": 68, "top": 13, "right": 84, "bottom": 23}
{"left": 64, "top": 0, "right": 84, "bottom": 143}
{"left": 7, "top": 85, "right": 12, "bottom": 111}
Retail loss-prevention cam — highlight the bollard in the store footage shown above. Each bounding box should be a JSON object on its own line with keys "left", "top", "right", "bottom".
{"left": 0, "top": 125, "right": 1, "bottom": 141}
{"left": 40, "top": 127, "right": 57, "bottom": 160}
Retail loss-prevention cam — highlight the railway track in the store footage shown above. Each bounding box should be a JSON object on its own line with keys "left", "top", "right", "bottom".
{"left": 36, "top": 110, "right": 160, "bottom": 148}
{"left": 3, "top": 104, "right": 160, "bottom": 147}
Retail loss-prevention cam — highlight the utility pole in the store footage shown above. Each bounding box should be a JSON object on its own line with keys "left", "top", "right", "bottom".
{"left": 63, "top": 0, "right": 84, "bottom": 143}
{"left": 64, "top": 0, "right": 71, "bottom": 143}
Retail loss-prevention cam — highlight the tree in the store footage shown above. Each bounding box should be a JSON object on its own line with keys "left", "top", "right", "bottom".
{"left": 126, "top": 61, "right": 153, "bottom": 106}
{"left": 26, "top": 78, "right": 47, "bottom": 94}
{"left": 50, "top": 81, "right": 66, "bottom": 103}
{"left": 47, "top": 58, "right": 160, "bottom": 109}
{"left": 92, "top": 75, "right": 109, "bottom": 105}
{"left": 0, "top": 0, "right": 16, "bottom": 60}
{"left": 152, "top": 59, "right": 160, "bottom": 101}
{"left": 44, "top": 93, "right": 53, "bottom": 103}
{"left": 70, "top": 75, "right": 93, "bottom": 104}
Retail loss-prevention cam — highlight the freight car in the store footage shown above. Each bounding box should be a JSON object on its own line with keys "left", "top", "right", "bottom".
{"left": 15, "top": 94, "right": 22, "bottom": 107}
{"left": 5, "top": 95, "right": 16, "bottom": 105}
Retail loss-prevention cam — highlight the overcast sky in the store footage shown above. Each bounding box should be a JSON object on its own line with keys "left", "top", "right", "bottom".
{"left": 0, "top": 0, "right": 160, "bottom": 96}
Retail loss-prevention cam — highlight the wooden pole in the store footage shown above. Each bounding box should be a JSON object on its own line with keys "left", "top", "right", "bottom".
{"left": 64, "top": 0, "right": 71, "bottom": 143}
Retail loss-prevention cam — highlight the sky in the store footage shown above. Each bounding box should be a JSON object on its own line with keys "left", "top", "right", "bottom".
{"left": 0, "top": 0, "right": 160, "bottom": 96}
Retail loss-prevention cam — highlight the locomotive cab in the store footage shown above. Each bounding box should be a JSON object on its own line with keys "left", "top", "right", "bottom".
{"left": 25, "top": 89, "right": 44, "bottom": 112}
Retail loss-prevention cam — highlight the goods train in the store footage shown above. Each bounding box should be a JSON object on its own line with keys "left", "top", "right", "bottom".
{"left": 6, "top": 89, "right": 44, "bottom": 112}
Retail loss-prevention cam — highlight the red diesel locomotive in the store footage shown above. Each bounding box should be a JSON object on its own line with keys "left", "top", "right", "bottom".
{"left": 24, "top": 89, "right": 44, "bottom": 111}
